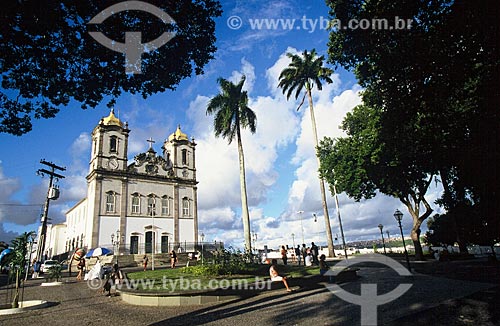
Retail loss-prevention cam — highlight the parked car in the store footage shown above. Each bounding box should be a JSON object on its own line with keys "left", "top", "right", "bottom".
{"left": 41, "top": 260, "right": 60, "bottom": 273}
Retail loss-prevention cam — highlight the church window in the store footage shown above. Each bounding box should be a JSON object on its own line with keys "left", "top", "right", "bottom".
{"left": 161, "top": 196, "right": 170, "bottom": 216}
{"left": 131, "top": 194, "right": 140, "bottom": 214}
{"left": 110, "top": 136, "right": 118, "bottom": 153}
{"left": 147, "top": 196, "right": 156, "bottom": 216}
{"left": 182, "top": 197, "right": 190, "bottom": 216}
{"left": 181, "top": 149, "right": 187, "bottom": 165}
{"left": 106, "top": 192, "right": 116, "bottom": 213}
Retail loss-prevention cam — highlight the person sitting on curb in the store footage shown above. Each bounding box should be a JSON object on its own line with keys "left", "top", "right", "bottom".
{"left": 319, "top": 254, "right": 334, "bottom": 282}
{"left": 319, "top": 254, "right": 329, "bottom": 276}
{"left": 269, "top": 259, "right": 292, "bottom": 292}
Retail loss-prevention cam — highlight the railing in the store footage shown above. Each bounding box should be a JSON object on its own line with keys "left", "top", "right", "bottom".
{"left": 60, "top": 241, "right": 224, "bottom": 259}
{"left": 123, "top": 241, "right": 224, "bottom": 255}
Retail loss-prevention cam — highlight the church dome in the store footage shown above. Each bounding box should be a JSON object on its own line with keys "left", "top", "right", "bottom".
{"left": 102, "top": 109, "right": 123, "bottom": 127}
{"left": 168, "top": 125, "right": 189, "bottom": 141}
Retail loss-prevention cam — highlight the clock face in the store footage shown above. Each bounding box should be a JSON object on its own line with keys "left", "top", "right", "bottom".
{"left": 108, "top": 158, "right": 118, "bottom": 170}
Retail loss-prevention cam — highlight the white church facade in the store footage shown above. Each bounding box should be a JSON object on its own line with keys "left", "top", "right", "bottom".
{"left": 45, "top": 109, "right": 199, "bottom": 258}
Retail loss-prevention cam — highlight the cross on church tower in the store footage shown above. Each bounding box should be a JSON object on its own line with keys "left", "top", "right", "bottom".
{"left": 147, "top": 137, "right": 155, "bottom": 149}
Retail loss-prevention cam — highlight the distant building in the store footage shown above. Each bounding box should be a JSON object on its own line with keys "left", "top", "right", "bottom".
{"left": 44, "top": 109, "right": 199, "bottom": 258}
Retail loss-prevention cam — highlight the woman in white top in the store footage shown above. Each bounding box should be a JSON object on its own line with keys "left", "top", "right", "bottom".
{"left": 269, "top": 259, "right": 292, "bottom": 292}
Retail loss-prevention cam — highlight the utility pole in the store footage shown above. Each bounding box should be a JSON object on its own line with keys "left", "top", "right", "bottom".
{"left": 35, "top": 159, "right": 65, "bottom": 263}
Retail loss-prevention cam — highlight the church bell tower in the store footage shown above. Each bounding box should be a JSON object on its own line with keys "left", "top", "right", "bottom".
{"left": 89, "top": 109, "right": 130, "bottom": 173}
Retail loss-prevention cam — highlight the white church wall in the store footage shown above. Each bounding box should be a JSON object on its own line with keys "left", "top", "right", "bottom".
{"left": 101, "top": 178, "right": 122, "bottom": 215}
{"left": 179, "top": 219, "right": 195, "bottom": 243}
{"left": 128, "top": 181, "right": 174, "bottom": 198}
{"left": 99, "top": 215, "right": 120, "bottom": 248}
{"left": 66, "top": 199, "right": 90, "bottom": 251}
{"left": 127, "top": 217, "right": 174, "bottom": 237}
{"left": 86, "top": 183, "right": 96, "bottom": 245}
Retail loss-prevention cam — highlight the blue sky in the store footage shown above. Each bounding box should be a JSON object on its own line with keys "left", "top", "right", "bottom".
{"left": 0, "top": 0, "right": 443, "bottom": 248}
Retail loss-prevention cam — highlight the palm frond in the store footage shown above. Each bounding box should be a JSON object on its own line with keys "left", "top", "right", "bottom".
{"left": 206, "top": 75, "right": 257, "bottom": 144}
{"left": 278, "top": 49, "right": 334, "bottom": 107}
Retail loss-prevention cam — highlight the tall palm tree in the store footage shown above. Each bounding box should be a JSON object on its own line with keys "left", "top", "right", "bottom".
{"left": 278, "top": 49, "right": 336, "bottom": 257}
{"left": 206, "top": 76, "right": 256, "bottom": 253}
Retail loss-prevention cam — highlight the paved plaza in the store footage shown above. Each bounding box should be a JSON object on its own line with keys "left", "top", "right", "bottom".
{"left": 0, "top": 259, "right": 498, "bottom": 326}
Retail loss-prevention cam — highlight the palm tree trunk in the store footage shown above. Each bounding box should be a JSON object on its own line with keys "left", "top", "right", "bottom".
{"left": 307, "top": 89, "right": 335, "bottom": 257}
{"left": 237, "top": 128, "right": 252, "bottom": 253}
{"left": 12, "top": 268, "right": 20, "bottom": 308}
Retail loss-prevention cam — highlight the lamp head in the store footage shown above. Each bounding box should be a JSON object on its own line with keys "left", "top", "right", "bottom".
{"left": 394, "top": 209, "right": 403, "bottom": 222}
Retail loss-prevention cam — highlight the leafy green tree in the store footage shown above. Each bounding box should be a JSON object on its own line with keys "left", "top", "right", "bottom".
{"left": 278, "top": 49, "right": 336, "bottom": 257}
{"left": 206, "top": 76, "right": 256, "bottom": 253}
{"left": 318, "top": 104, "right": 434, "bottom": 260}
{"left": 326, "top": 0, "right": 500, "bottom": 249}
{"left": 0, "top": 0, "right": 222, "bottom": 135}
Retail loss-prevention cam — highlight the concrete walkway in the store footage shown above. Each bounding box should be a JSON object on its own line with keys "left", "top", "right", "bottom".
{"left": 0, "top": 261, "right": 497, "bottom": 325}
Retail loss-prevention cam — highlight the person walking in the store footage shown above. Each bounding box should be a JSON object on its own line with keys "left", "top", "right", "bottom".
{"left": 311, "top": 242, "right": 319, "bottom": 265}
{"left": 142, "top": 255, "right": 149, "bottom": 271}
{"left": 113, "top": 263, "right": 123, "bottom": 284}
{"left": 32, "top": 259, "right": 41, "bottom": 278}
{"left": 76, "top": 257, "right": 85, "bottom": 281}
{"left": 170, "top": 250, "right": 177, "bottom": 268}
{"left": 301, "top": 244, "right": 307, "bottom": 266}
{"left": 280, "top": 245, "right": 288, "bottom": 265}
{"left": 295, "top": 245, "right": 301, "bottom": 265}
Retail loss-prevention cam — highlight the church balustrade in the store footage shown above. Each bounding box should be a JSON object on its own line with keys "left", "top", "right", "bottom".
{"left": 113, "top": 241, "right": 224, "bottom": 256}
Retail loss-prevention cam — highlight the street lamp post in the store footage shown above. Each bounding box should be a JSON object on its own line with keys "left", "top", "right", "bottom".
{"left": 150, "top": 197, "right": 156, "bottom": 270}
{"left": 386, "top": 230, "right": 391, "bottom": 252}
{"left": 394, "top": 209, "right": 411, "bottom": 272}
{"left": 111, "top": 230, "right": 122, "bottom": 265}
{"left": 200, "top": 232, "right": 205, "bottom": 265}
{"left": 252, "top": 232, "right": 258, "bottom": 254}
{"left": 330, "top": 180, "right": 348, "bottom": 259}
{"left": 378, "top": 224, "right": 387, "bottom": 254}
{"left": 25, "top": 233, "right": 37, "bottom": 281}
{"left": 297, "top": 211, "right": 305, "bottom": 245}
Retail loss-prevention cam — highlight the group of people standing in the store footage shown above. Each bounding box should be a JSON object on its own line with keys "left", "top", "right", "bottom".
{"left": 281, "top": 242, "right": 320, "bottom": 266}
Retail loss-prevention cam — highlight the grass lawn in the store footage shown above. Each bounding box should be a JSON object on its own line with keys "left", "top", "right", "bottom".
{"left": 126, "top": 264, "right": 320, "bottom": 292}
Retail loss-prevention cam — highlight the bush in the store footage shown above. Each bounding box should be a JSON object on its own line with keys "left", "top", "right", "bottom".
{"left": 46, "top": 264, "right": 63, "bottom": 282}
{"left": 182, "top": 247, "right": 259, "bottom": 276}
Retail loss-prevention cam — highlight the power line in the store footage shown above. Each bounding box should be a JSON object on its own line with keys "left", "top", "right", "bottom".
{"left": 0, "top": 203, "right": 44, "bottom": 206}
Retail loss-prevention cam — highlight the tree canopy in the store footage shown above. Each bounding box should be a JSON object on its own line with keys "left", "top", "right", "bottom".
{"left": 278, "top": 49, "right": 333, "bottom": 109}
{"left": 318, "top": 104, "right": 434, "bottom": 260}
{"left": 325, "top": 0, "right": 500, "bottom": 247}
{"left": 0, "top": 0, "right": 222, "bottom": 135}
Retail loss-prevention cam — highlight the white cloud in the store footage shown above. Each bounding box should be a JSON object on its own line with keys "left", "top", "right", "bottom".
{"left": 292, "top": 84, "right": 362, "bottom": 164}
{"left": 228, "top": 58, "right": 256, "bottom": 93}
{"left": 187, "top": 56, "right": 301, "bottom": 234}
{"left": 225, "top": 1, "right": 299, "bottom": 52}
{"left": 70, "top": 133, "right": 91, "bottom": 158}
{"left": 265, "top": 47, "right": 298, "bottom": 95}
